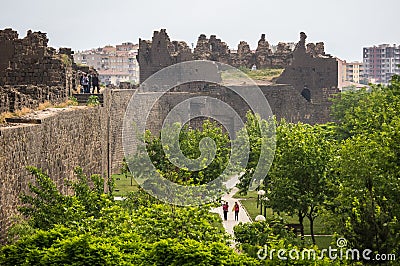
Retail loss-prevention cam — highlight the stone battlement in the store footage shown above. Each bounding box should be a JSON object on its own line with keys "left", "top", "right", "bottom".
{"left": 138, "top": 29, "right": 329, "bottom": 83}
{"left": 0, "top": 28, "right": 80, "bottom": 112}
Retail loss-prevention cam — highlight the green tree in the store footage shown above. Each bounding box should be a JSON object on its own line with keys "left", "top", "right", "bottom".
{"left": 331, "top": 75, "right": 400, "bottom": 137}
{"left": 235, "top": 111, "right": 276, "bottom": 194}
{"left": 18, "top": 167, "right": 112, "bottom": 231}
{"left": 268, "top": 121, "right": 333, "bottom": 244}
{"left": 329, "top": 132, "right": 400, "bottom": 255}
{"left": 129, "top": 120, "right": 231, "bottom": 186}
{"left": 326, "top": 75, "right": 400, "bottom": 256}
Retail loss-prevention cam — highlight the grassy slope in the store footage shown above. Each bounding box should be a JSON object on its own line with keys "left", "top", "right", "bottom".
{"left": 221, "top": 67, "right": 284, "bottom": 84}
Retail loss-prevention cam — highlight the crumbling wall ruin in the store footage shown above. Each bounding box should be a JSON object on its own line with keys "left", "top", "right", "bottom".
{"left": 230, "top": 41, "right": 253, "bottom": 68}
{"left": 138, "top": 29, "right": 330, "bottom": 83}
{"left": 136, "top": 29, "right": 339, "bottom": 130}
{"left": 137, "top": 29, "right": 193, "bottom": 83}
{"left": 193, "top": 34, "right": 231, "bottom": 64}
{"left": 276, "top": 32, "right": 339, "bottom": 104}
{"left": 0, "top": 28, "right": 78, "bottom": 113}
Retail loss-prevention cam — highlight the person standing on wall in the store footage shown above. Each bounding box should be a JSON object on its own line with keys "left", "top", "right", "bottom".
{"left": 79, "top": 72, "right": 84, "bottom": 93}
{"left": 92, "top": 74, "right": 100, "bottom": 93}
{"left": 87, "top": 73, "right": 92, "bottom": 93}
{"left": 81, "top": 73, "right": 89, "bottom": 93}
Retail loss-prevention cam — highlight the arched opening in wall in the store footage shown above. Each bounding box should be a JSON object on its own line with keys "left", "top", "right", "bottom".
{"left": 301, "top": 87, "right": 311, "bottom": 102}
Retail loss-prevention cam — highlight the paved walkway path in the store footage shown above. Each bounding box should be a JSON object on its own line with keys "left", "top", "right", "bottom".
{"left": 211, "top": 177, "right": 333, "bottom": 248}
{"left": 211, "top": 180, "right": 252, "bottom": 237}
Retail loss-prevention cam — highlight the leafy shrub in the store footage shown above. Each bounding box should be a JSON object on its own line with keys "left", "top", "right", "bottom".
{"left": 86, "top": 95, "right": 100, "bottom": 106}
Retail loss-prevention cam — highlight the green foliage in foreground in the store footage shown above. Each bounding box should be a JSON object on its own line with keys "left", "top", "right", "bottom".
{"left": 234, "top": 220, "right": 358, "bottom": 265}
{"left": 18, "top": 166, "right": 111, "bottom": 231}
{"left": 1, "top": 167, "right": 257, "bottom": 265}
{"left": 0, "top": 226, "right": 258, "bottom": 266}
{"left": 325, "top": 75, "right": 400, "bottom": 256}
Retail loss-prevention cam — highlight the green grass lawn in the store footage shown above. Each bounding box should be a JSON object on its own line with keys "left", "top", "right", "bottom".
{"left": 232, "top": 190, "right": 258, "bottom": 199}
{"left": 238, "top": 197, "right": 332, "bottom": 249}
{"left": 233, "top": 191, "right": 332, "bottom": 235}
{"left": 113, "top": 174, "right": 139, "bottom": 196}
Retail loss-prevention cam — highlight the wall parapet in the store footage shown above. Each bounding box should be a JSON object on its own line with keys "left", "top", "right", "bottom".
{"left": 0, "top": 106, "right": 107, "bottom": 244}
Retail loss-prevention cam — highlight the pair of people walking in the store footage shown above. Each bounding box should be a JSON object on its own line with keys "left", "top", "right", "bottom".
{"left": 222, "top": 201, "right": 240, "bottom": 221}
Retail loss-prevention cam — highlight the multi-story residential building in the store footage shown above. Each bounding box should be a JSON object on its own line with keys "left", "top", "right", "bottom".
{"left": 336, "top": 58, "right": 369, "bottom": 90}
{"left": 74, "top": 42, "right": 139, "bottom": 85}
{"left": 363, "top": 44, "right": 400, "bottom": 84}
{"left": 345, "top": 61, "right": 365, "bottom": 84}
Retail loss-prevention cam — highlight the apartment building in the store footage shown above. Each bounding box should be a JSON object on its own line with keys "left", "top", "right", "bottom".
{"left": 74, "top": 42, "right": 139, "bottom": 85}
{"left": 363, "top": 44, "right": 400, "bottom": 84}
{"left": 345, "top": 61, "right": 365, "bottom": 84}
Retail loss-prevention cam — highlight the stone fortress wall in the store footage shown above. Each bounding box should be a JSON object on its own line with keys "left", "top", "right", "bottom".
{"left": 0, "top": 107, "right": 108, "bottom": 243}
{"left": 0, "top": 29, "right": 78, "bottom": 113}
{"left": 0, "top": 29, "right": 107, "bottom": 243}
{"left": 138, "top": 29, "right": 328, "bottom": 83}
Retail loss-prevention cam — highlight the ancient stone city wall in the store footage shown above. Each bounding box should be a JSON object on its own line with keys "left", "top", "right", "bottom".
{"left": 0, "top": 28, "right": 77, "bottom": 113}
{"left": 138, "top": 30, "right": 327, "bottom": 83}
{"left": 0, "top": 106, "right": 107, "bottom": 243}
{"left": 106, "top": 83, "right": 336, "bottom": 174}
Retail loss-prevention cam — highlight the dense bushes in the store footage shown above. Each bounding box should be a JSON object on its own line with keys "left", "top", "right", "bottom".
{"left": 0, "top": 168, "right": 256, "bottom": 265}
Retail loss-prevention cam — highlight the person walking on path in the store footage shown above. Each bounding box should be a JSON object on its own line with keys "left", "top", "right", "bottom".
{"left": 233, "top": 202, "right": 240, "bottom": 221}
{"left": 211, "top": 186, "right": 252, "bottom": 241}
{"left": 222, "top": 202, "right": 229, "bottom": 221}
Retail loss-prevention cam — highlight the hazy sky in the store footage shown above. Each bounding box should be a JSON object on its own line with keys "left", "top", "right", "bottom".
{"left": 1, "top": 0, "right": 399, "bottom": 62}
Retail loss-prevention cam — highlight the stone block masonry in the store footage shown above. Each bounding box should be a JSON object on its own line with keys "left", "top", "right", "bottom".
{"left": 103, "top": 89, "right": 136, "bottom": 173}
{"left": 0, "top": 106, "right": 108, "bottom": 244}
{"left": 138, "top": 30, "right": 328, "bottom": 83}
{"left": 0, "top": 28, "right": 79, "bottom": 113}
{"left": 0, "top": 85, "right": 67, "bottom": 113}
